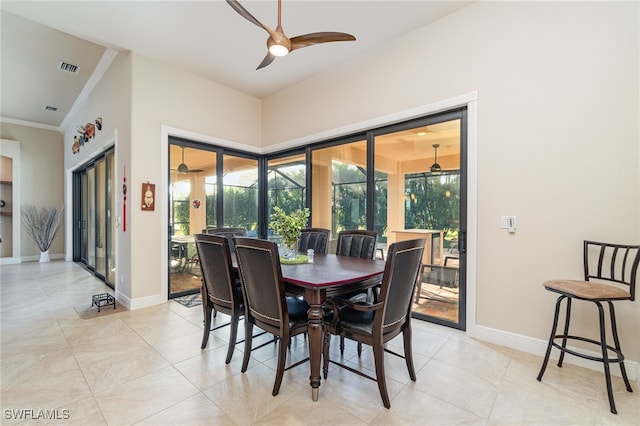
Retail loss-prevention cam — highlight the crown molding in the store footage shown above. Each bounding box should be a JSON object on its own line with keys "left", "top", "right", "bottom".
{"left": 0, "top": 116, "right": 61, "bottom": 133}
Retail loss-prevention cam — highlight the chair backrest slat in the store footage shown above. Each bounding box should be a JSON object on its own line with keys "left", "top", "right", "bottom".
{"left": 584, "top": 240, "right": 640, "bottom": 300}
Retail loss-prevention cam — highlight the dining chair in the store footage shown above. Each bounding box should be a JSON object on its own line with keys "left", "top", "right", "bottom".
{"left": 234, "top": 237, "right": 310, "bottom": 396}
{"left": 323, "top": 238, "right": 425, "bottom": 408}
{"left": 298, "top": 227, "right": 330, "bottom": 254}
{"left": 202, "top": 227, "right": 246, "bottom": 252}
{"left": 334, "top": 229, "right": 380, "bottom": 355}
{"left": 194, "top": 233, "right": 243, "bottom": 363}
{"left": 536, "top": 240, "right": 640, "bottom": 414}
{"left": 335, "top": 229, "right": 378, "bottom": 259}
{"left": 198, "top": 227, "right": 247, "bottom": 319}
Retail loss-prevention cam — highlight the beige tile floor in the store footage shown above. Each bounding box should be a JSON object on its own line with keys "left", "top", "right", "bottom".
{"left": 1, "top": 261, "right": 638, "bottom": 425}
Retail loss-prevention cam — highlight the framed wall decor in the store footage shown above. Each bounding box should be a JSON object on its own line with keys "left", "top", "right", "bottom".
{"left": 141, "top": 183, "right": 155, "bottom": 211}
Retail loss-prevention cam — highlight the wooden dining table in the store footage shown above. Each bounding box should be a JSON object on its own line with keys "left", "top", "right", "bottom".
{"left": 279, "top": 254, "right": 386, "bottom": 401}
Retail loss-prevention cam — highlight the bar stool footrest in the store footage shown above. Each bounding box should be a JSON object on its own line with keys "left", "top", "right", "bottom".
{"left": 551, "top": 334, "right": 624, "bottom": 364}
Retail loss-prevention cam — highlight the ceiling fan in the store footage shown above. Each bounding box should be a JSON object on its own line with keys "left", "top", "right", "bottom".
{"left": 226, "top": 0, "right": 356, "bottom": 70}
{"left": 430, "top": 144, "right": 442, "bottom": 173}
{"left": 173, "top": 147, "right": 204, "bottom": 174}
{"left": 427, "top": 143, "right": 459, "bottom": 175}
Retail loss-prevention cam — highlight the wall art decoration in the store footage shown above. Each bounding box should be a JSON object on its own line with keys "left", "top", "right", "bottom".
{"left": 141, "top": 182, "right": 155, "bottom": 211}
{"left": 72, "top": 117, "right": 103, "bottom": 154}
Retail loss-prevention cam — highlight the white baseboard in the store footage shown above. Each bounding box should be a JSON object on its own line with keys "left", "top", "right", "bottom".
{"left": 128, "top": 293, "right": 167, "bottom": 310}
{"left": 0, "top": 256, "right": 22, "bottom": 265}
{"left": 470, "top": 325, "right": 638, "bottom": 382}
{"left": 18, "top": 253, "right": 65, "bottom": 263}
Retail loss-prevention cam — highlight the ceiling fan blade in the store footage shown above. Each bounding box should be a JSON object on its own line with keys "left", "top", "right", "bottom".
{"left": 257, "top": 52, "right": 276, "bottom": 70}
{"left": 226, "top": 0, "right": 278, "bottom": 40}
{"left": 290, "top": 32, "right": 356, "bottom": 51}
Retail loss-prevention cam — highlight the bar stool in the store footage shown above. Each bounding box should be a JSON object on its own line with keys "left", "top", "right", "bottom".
{"left": 536, "top": 240, "right": 640, "bottom": 414}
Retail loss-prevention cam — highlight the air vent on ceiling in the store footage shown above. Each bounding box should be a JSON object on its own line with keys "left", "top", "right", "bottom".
{"left": 58, "top": 61, "right": 80, "bottom": 74}
{"left": 44, "top": 105, "right": 59, "bottom": 112}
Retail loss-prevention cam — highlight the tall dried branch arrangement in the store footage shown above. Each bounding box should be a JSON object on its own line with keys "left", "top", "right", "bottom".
{"left": 21, "top": 205, "right": 64, "bottom": 252}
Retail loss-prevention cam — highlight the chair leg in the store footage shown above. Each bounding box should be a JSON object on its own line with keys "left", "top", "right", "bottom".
{"left": 596, "top": 301, "right": 617, "bottom": 415}
{"left": 607, "top": 301, "right": 633, "bottom": 393}
{"left": 225, "top": 311, "right": 239, "bottom": 364}
{"left": 415, "top": 267, "right": 424, "bottom": 304}
{"left": 357, "top": 342, "right": 363, "bottom": 357}
{"left": 403, "top": 327, "right": 416, "bottom": 381}
{"left": 372, "top": 339, "right": 390, "bottom": 409}
{"left": 340, "top": 336, "right": 345, "bottom": 355}
{"left": 241, "top": 321, "right": 254, "bottom": 373}
{"left": 323, "top": 332, "right": 330, "bottom": 379}
{"left": 537, "top": 296, "right": 566, "bottom": 381}
{"left": 200, "top": 301, "right": 212, "bottom": 350}
{"left": 272, "top": 334, "right": 288, "bottom": 396}
{"left": 557, "top": 297, "right": 572, "bottom": 367}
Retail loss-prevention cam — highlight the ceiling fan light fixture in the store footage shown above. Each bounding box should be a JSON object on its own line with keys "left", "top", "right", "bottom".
{"left": 177, "top": 163, "right": 189, "bottom": 173}
{"left": 429, "top": 143, "right": 442, "bottom": 173}
{"left": 269, "top": 43, "right": 289, "bottom": 57}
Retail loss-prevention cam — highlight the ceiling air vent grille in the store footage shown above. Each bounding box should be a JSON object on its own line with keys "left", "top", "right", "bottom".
{"left": 44, "top": 105, "right": 59, "bottom": 112}
{"left": 58, "top": 61, "right": 80, "bottom": 74}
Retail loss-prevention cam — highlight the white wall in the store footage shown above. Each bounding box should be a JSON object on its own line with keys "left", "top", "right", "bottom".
{"left": 128, "top": 54, "right": 261, "bottom": 307}
{"left": 262, "top": 1, "right": 640, "bottom": 362}
{"left": 63, "top": 51, "right": 133, "bottom": 303}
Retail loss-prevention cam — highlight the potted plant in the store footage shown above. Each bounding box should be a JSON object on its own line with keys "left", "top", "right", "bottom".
{"left": 21, "top": 205, "right": 64, "bottom": 262}
{"left": 269, "top": 206, "right": 310, "bottom": 259}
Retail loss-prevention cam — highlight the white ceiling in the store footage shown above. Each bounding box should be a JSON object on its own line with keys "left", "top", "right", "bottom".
{"left": 0, "top": 1, "right": 473, "bottom": 129}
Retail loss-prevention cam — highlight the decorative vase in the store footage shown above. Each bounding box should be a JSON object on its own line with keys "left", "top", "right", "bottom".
{"left": 39, "top": 250, "right": 50, "bottom": 263}
{"left": 282, "top": 239, "right": 298, "bottom": 260}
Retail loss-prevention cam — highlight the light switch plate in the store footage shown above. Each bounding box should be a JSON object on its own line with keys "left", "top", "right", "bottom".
{"left": 500, "top": 215, "right": 516, "bottom": 229}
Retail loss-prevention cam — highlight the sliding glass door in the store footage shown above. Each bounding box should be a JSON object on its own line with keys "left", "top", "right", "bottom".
{"left": 73, "top": 148, "right": 116, "bottom": 287}
{"left": 372, "top": 111, "right": 466, "bottom": 329}
{"left": 168, "top": 139, "right": 258, "bottom": 298}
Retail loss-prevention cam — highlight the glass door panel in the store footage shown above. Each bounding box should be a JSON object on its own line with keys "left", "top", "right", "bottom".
{"left": 73, "top": 149, "right": 116, "bottom": 289}
{"left": 222, "top": 154, "right": 258, "bottom": 234}
{"left": 106, "top": 151, "right": 115, "bottom": 286}
{"left": 94, "top": 159, "right": 106, "bottom": 279}
{"left": 267, "top": 153, "right": 306, "bottom": 245}
{"left": 373, "top": 117, "right": 463, "bottom": 328}
{"left": 267, "top": 153, "right": 306, "bottom": 215}
{"left": 80, "top": 171, "right": 88, "bottom": 263}
{"left": 311, "top": 140, "right": 367, "bottom": 252}
{"left": 87, "top": 167, "right": 96, "bottom": 268}
{"left": 168, "top": 144, "right": 216, "bottom": 297}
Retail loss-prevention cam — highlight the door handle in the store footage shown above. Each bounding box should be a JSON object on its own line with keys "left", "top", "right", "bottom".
{"left": 458, "top": 230, "right": 466, "bottom": 254}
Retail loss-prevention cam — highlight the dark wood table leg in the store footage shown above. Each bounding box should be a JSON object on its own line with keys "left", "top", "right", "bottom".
{"left": 305, "top": 288, "right": 325, "bottom": 401}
